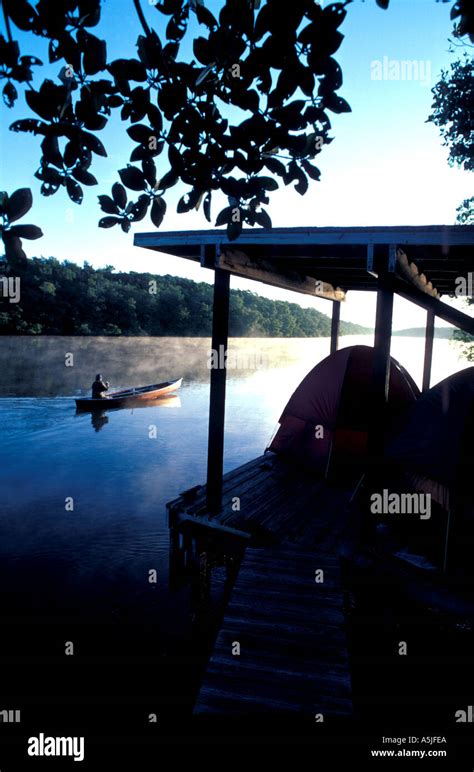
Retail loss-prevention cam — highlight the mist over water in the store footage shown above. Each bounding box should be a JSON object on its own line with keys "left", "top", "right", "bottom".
{"left": 0, "top": 335, "right": 322, "bottom": 396}
{"left": 0, "top": 333, "right": 466, "bottom": 396}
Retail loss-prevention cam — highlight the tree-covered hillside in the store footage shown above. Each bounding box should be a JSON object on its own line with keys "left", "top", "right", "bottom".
{"left": 0, "top": 256, "right": 370, "bottom": 337}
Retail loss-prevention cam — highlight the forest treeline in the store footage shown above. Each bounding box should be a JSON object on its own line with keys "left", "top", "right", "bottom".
{"left": 0, "top": 256, "right": 370, "bottom": 337}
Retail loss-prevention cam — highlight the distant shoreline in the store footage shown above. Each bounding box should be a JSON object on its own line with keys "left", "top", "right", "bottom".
{"left": 392, "top": 328, "right": 453, "bottom": 339}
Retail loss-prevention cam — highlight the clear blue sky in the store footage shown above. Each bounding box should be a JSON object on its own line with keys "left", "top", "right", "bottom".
{"left": 1, "top": 0, "right": 471, "bottom": 329}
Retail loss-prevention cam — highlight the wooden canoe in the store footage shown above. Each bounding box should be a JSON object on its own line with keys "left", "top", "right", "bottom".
{"left": 75, "top": 378, "right": 182, "bottom": 411}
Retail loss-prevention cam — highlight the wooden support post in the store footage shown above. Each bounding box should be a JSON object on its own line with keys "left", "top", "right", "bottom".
{"left": 206, "top": 266, "right": 230, "bottom": 514}
{"left": 422, "top": 310, "right": 435, "bottom": 392}
{"left": 169, "top": 525, "right": 184, "bottom": 591}
{"left": 330, "top": 300, "right": 340, "bottom": 354}
{"left": 370, "top": 276, "right": 394, "bottom": 457}
{"left": 363, "top": 274, "right": 394, "bottom": 544}
{"left": 199, "top": 551, "right": 211, "bottom": 606}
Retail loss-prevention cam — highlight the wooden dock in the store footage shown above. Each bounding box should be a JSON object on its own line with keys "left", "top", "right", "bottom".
{"left": 168, "top": 452, "right": 355, "bottom": 717}
{"left": 194, "top": 543, "right": 352, "bottom": 716}
{"left": 167, "top": 452, "right": 354, "bottom": 550}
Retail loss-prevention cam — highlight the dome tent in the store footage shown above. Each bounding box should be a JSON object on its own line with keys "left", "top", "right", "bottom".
{"left": 387, "top": 367, "right": 474, "bottom": 489}
{"left": 374, "top": 368, "right": 474, "bottom": 575}
{"left": 269, "top": 345, "right": 420, "bottom": 475}
{"left": 385, "top": 367, "right": 474, "bottom": 519}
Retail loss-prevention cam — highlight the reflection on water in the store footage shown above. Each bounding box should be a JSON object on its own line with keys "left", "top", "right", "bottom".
{"left": 90, "top": 411, "right": 109, "bottom": 432}
{"left": 81, "top": 396, "right": 182, "bottom": 432}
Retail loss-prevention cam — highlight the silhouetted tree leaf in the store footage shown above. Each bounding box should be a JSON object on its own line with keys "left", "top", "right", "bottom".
{"left": 194, "top": 4, "right": 217, "bottom": 30}
{"left": 24, "top": 80, "right": 64, "bottom": 120}
{"left": 127, "top": 123, "right": 153, "bottom": 144}
{"left": 168, "top": 144, "right": 184, "bottom": 172}
{"left": 9, "top": 223, "right": 42, "bottom": 239}
{"left": 203, "top": 191, "right": 211, "bottom": 222}
{"left": 99, "top": 215, "right": 121, "bottom": 228}
{"left": 150, "top": 196, "right": 166, "bottom": 227}
{"left": 112, "top": 182, "right": 127, "bottom": 208}
{"left": 177, "top": 188, "right": 201, "bottom": 212}
{"left": 72, "top": 167, "right": 98, "bottom": 185}
{"left": 5, "top": 187, "right": 32, "bottom": 222}
{"left": 285, "top": 159, "right": 308, "bottom": 195}
{"left": 108, "top": 58, "right": 147, "bottom": 84}
{"left": 142, "top": 157, "right": 156, "bottom": 186}
{"left": 66, "top": 177, "right": 83, "bottom": 204}
{"left": 78, "top": 0, "right": 101, "bottom": 28}
{"left": 254, "top": 3, "right": 272, "bottom": 40}
{"left": 299, "top": 64, "right": 315, "bottom": 96}
{"left": 41, "top": 135, "right": 62, "bottom": 167}
{"left": 270, "top": 100, "right": 306, "bottom": 130}
{"left": 156, "top": 168, "right": 179, "bottom": 190}
{"left": 256, "top": 176, "right": 278, "bottom": 191}
{"left": 323, "top": 2, "right": 348, "bottom": 29}
{"left": 301, "top": 159, "right": 321, "bottom": 180}
{"left": 78, "top": 29, "right": 107, "bottom": 75}
{"left": 193, "top": 36, "right": 213, "bottom": 65}
{"left": 18, "top": 54, "right": 42, "bottom": 70}
{"left": 130, "top": 143, "right": 162, "bottom": 162}
{"left": 9, "top": 118, "right": 47, "bottom": 134}
{"left": 294, "top": 171, "right": 308, "bottom": 195}
{"left": 158, "top": 81, "right": 187, "bottom": 118}
{"left": 131, "top": 194, "right": 150, "bottom": 221}
{"left": 4, "top": 0, "right": 37, "bottom": 31}
{"left": 0, "top": 35, "right": 19, "bottom": 67}
{"left": 80, "top": 130, "right": 107, "bottom": 157}
{"left": 3, "top": 233, "right": 27, "bottom": 261}
{"left": 215, "top": 206, "right": 234, "bottom": 226}
{"left": 254, "top": 209, "right": 272, "bottom": 229}
{"left": 137, "top": 31, "right": 162, "bottom": 70}
{"left": 324, "top": 93, "right": 351, "bottom": 114}
{"left": 98, "top": 194, "right": 119, "bottom": 214}
{"left": 264, "top": 157, "right": 286, "bottom": 177}
{"left": 118, "top": 165, "right": 147, "bottom": 191}
{"left": 3, "top": 81, "right": 17, "bottom": 108}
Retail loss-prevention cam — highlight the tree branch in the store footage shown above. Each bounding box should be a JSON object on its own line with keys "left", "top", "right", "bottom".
{"left": 1, "top": 0, "right": 13, "bottom": 42}
{"left": 132, "top": 0, "right": 151, "bottom": 36}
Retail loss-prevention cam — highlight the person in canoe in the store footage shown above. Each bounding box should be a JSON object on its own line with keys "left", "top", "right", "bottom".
{"left": 91, "top": 373, "right": 110, "bottom": 399}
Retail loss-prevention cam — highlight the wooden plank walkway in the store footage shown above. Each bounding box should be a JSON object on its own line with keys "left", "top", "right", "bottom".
{"left": 168, "top": 453, "right": 353, "bottom": 551}
{"left": 194, "top": 544, "right": 352, "bottom": 716}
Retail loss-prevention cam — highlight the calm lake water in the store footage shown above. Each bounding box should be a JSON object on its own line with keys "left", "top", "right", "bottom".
{"left": 0, "top": 334, "right": 469, "bottom": 734}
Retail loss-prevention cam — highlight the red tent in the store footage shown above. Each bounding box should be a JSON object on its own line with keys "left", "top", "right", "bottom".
{"left": 268, "top": 345, "right": 419, "bottom": 474}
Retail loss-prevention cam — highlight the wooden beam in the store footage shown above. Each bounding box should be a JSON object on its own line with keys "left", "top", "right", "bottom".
{"left": 391, "top": 276, "right": 474, "bottom": 335}
{"left": 422, "top": 310, "right": 435, "bottom": 392}
{"left": 134, "top": 224, "right": 474, "bottom": 252}
{"left": 206, "top": 266, "right": 230, "bottom": 515}
{"left": 218, "top": 248, "right": 345, "bottom": 301}
{"left": 396, "top": 249, "right": 440, "bottom": 298}
{"left": 330, "top": 300, "right": 340, "bottom": 354}
{"left": 174, "top": 512, "right": 251, "bottom": 540}
{"left": 367, "top": 243, "right": 375, "bottom": 276}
